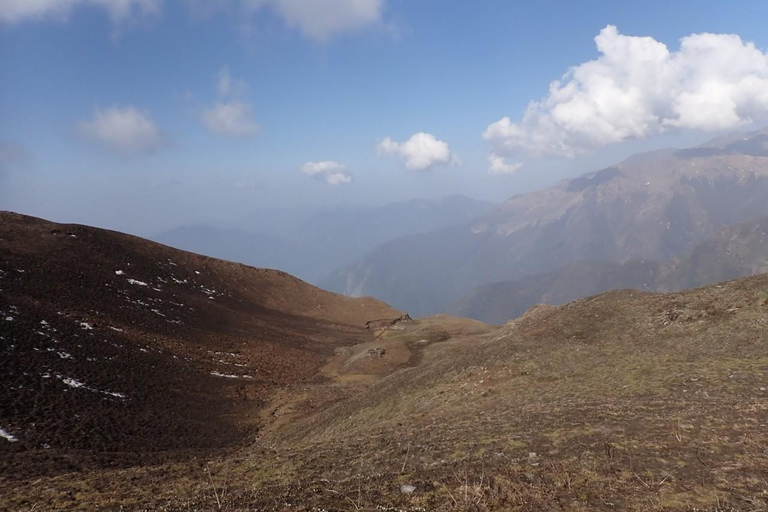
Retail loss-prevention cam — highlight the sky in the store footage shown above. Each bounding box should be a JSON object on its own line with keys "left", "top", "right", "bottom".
{"left": 2, "top": 0, "right": 768, "bottom": 235}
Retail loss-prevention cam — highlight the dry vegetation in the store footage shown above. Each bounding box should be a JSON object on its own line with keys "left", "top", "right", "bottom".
{"left": 4, "top": 212, "right": 768, "bottom": 511}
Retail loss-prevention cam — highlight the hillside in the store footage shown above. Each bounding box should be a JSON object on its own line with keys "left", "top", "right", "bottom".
{"left": 6, "top": 252, "right": 768, "bottom": 510}
{"left": 452, "top": 215, "right": 768, "bottom": 324}
{"left": 323, "top": 128, "right": 768, "bottom": 316}
{"left": 0, "top": 212, "right": 401, "bottom": 480}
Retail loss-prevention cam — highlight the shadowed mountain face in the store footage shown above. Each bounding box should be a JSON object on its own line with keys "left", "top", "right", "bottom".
{"left": 152, "top": 195, "right": 494, "bottom": 284}
{"left": 324, "top": 129, "right": 768, "bottom": 317}
{"left": 0, "top": 212, "right": 400, "bottom": 477}
{"left": 452, "top": 215, "right": 768, "bottom": 324}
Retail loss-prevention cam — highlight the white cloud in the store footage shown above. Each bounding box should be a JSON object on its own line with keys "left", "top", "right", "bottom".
{"left": 78, "top": 106, "right": 166, "bottom": 157}
{"left": 203, "top": 102, "right": 259, "bottom": 137}
{"left": 0, "top": 0, "right": 385, "bottom": 42}
{"left": 301, "top": 160, "right": 352, "bottom": 185}
{"left": 217, "top": 66, "right": 248, "bottom": 97}
{"left": 487, "top": 153, "right": 522, "bottom": 175}
{"left": 202, "top": 67, "right": 259, "bottom": 138}
{"left": 0, "top": 0, "right": 162, "bottom": 24}
{"left": 484, "top": 25, "right": 768, "bottom": 158}
{"left": 242, "top": 0, "right": 384, "bottom": 42}
{"left": 377, "top": 132, "right": 459, "bottom": 171}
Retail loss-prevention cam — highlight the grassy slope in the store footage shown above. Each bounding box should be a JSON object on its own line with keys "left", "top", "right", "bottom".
{"left": 5, "top": 212, "right": 768, "bottom": 511}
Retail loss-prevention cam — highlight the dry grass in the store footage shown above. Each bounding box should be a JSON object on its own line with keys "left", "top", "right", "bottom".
{"left": 6, "top": 212, "right": 768, "bottom": 510}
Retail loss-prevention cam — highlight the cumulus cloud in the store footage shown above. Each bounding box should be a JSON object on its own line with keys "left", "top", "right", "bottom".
{"left": 301, "top": 160, "right": 352, "bottom": 185}
{"left": 78, "top": 106, "right": 166, "bottom": 157}
{"left": 0, "top": 0, "right": 162, "bottom": 24}
{"left": 203, "top": 102, "right": 259, "bottom": 137}
{"left": 488, "top": 153, "right": 522, "bottom": 175}
{"left": 203, "top": 67, "right": 259, "bottom": 138}
{"left": 484, "top": 25, "right": 768, "bottom": 158}
{"left": 377, "top": 132, "right": 459, "bottom": 171}
{"left": 243, "top": 0, "right": 384, "bottom": 42}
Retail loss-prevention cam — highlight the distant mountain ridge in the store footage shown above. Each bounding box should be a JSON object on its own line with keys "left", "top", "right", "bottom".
{"left": 323, "top": 128, "right": 768, "bottom": 316}
{"left": 451, "top": 215, "right": 768, "bottom": 324}
{"left": 152, "top": 195, "right": 494, "bottom": 284}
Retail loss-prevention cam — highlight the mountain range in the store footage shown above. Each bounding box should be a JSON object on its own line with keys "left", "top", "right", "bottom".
{"left": 324, "top": 128, "right": 768, "bottom": 317}
{"left": 452, "top": 214, "right": 768, "bottom": 323}
{"left": 152, "top": 195, "right": 494, "bottom": 284}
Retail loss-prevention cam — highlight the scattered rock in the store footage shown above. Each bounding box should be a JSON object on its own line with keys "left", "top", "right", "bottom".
{"left": 400, "top": 484, "right": 416, "bottom": 494}
{"left": 365, "top": 314, "right": 412, "bottom": 330}
{"left": 366, "top": 347, "right": 386, "bottom": 357}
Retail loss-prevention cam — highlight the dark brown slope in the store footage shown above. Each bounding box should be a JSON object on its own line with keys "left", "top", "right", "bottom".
{"left": 452, "top": 215, "right": 768, "bottom": 324}
{"left": 0, "top": 212, "right": 401, "bottom": 477}
{"left": 324, "top": 128, "right": 768, "bottom": 317}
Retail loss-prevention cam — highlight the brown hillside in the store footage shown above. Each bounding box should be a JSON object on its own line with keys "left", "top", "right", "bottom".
{"left": 0, "top": 211, "right": 400, "bottom": 478}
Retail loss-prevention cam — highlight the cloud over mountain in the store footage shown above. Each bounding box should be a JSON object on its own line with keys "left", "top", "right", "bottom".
{"left": 203, "top": 67, "right": 259, "bottom": 138}
{"left": 78, "top": 106, "right": 166, "bottom": 157}
{"left": 485, "top": 25, "right": 768, "bottom": 158}
{"left": 377, "top": 132, "right": 459, "bottom": 171}
{"left": 487, "top": 153, "right": 522, "bottom": 175}
{"left": 301, "top": 160, "right": 352, "bottom": 185}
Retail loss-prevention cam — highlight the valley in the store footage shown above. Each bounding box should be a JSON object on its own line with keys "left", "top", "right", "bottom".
{"left": 4, "top": 212, "right": 768, "bottom": 511}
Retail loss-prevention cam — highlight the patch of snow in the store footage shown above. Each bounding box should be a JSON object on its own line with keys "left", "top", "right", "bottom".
{"left": 102, "top": 391, "right": 127, "bottom": 399}
{"left": 80, "top": 322, "right": 93, "bottom": 330}
{"left": 40, "top": 320, "right": 48, "bottom": 326}
{"left": 5, "top": 316, "right": 13, "bottom": 322}
{"left": 56, "top": 375, "right": 126, "bottom": 399}
{"left": 127, "top": 279, "right": 148, "bottom": 286}
{"left": 195, "top": 271, "right": 201, "bottom": 275}
{"left": 152, "top": 287, "right": 162, "bottom": 292}
{"left": 151, "top": 309, "right": 166, "bottom": 317}
{"left": 211, "top": 371, "right": 253, "bottom": 379}
{"left": 108, "top": 326, "right": 123, "bottom": 332}
{"left": 62, "top": 377, "right": 85, "bottom": 389}
{"left": 211, "top": 371, "right": 239, "bottom": 379}
{"left": 0, "top": 427, "right": 18, "bottom": 443}
{"left": 115, "top": 270, "right": 124, "bottom": 275}
{"left": 57, "top": 351, "right": 73, "bottom": 360}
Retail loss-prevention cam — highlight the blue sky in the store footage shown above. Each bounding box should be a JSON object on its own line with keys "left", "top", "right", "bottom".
{"left": 2, "top": 0, "right": 768, "bottom": 234}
